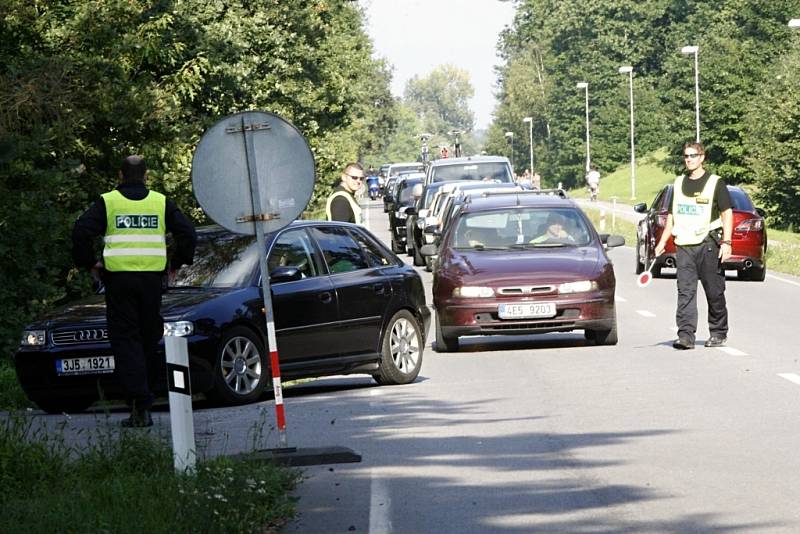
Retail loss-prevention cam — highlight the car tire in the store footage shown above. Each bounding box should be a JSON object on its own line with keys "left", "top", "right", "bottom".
{"left": 651, "top": 263, "right": 662, "bottom": 278}
{"left": 740, "top": 266, "right": 766, "bottom": 282}
{"left": 585, "top": 309, "right": 618, "bottom": 346}
{"left": 373, "top": 310, "right": 423, "bottom": 385}
{"left": 391, "top": 237, "right": 404, "bottom": 254}
{"left": 434, "top": 313, "right": 458, "bottom": 352}
{"left": 207, "top": 325, "right": 269, "bottom": 405}
{"left": 33, "top": 395, "right": 96, "bottom": 414}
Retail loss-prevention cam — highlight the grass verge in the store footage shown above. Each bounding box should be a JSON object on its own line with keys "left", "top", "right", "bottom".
{"left": 0, "top": 413, "right": 301, "bottom": 534}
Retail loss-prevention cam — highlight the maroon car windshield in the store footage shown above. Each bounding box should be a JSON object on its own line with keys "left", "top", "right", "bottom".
{"left": 452, "top": 208, "right": 593, "bottom": 248}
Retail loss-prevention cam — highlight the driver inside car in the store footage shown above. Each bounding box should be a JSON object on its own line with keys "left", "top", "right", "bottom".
{"left": 530, "top": 212, "right": 574, "bottom": 244}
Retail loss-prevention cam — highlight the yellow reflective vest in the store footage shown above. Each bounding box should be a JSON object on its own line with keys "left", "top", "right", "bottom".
{"left": 102, "top": 190, "right": 167, "bottom": 271}
{"left": 671, "top": 174, "right": 723, "bottom": 246}
{"left": 325, "top": 190, "right": 362, "bottom": 224}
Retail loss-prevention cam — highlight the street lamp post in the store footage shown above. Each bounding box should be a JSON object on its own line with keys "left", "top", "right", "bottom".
{"left": 619, "top": 66, "right": 636, "bottom": 200}
{"left": 504, "top": 131, "right": 514, "bottom": 171}
{"left": 681, "top": 45, "right": 700, "bottom": 143}
{"left": 522, "top": 117, "right": 533, "bottom": 174}
{"left": 576, "top": 82, "right": 590, "bottom": 172}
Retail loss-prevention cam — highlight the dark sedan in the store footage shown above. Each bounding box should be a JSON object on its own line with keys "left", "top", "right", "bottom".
{"left": 15, "top": 222, "right": 430, "bottom": 413}
{"left": 423, "top": 190, "right": 624, "bottom": 352}
{"left": 634, "top": 184, "right": 767, "bottom": 280}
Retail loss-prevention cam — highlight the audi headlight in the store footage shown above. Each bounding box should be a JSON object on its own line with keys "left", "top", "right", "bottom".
{"left": 20, "top": 330, "right": 46, "bottom": 346}
{"left": 558, "top": 281, "right": 598, "bottom": 294}
{"left": 452, "top": 286, "right": 495, "bottom": 298}
{"left": 164, "top": 321, "right": 194, "bottom": 337}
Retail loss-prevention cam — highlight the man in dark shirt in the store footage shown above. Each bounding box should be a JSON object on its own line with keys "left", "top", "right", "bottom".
{"left": 655, "top": 142, "right": 733, "bottom": 350}
{"left": 72, "top": 155, "right": 196, "bottom": 426}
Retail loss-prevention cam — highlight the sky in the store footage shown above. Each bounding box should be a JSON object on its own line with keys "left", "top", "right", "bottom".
{"left": 358, "top": 0, "right": 517, "bottom": 131}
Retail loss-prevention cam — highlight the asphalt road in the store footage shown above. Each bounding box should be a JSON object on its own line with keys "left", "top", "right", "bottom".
{"left": 280, "top": 199, "right": 800, "bottom": 533}
{"left": 19, "top": 198, "right": 800, "bottom": 533}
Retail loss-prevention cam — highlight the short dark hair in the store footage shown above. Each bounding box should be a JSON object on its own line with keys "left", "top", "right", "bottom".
{"left": 683, "top": 141, "right": 705, "bottom": 155}
{"left": 121, "top": 155, "right": 147, "bottom": 183}
{"left": 343, "top": 162, "right": 363, "bottom": 174}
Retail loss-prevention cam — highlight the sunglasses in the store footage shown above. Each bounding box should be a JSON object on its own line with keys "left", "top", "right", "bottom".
{"left": 683, "top": 153, "right": 703, "bottom": 159}
{"left": 346, "top": 174, "right": 364, "bottom": 181}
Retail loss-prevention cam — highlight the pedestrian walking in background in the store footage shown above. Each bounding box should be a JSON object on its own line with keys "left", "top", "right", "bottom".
{"left": 326, "top": 162, "right": 364, "bottom": 223}
{"left": 72, "top": 155, "right": 196, "bottom": 426}
{"left": 654, "top": 142, "right": 733, "bottom": 350}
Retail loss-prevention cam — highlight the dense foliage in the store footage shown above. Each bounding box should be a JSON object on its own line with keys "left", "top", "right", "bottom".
{"left": 0, "top": 0, "right": 396, "bottom": 356}
{"left": 489, "top": 0, "right": 800, "bottom": 226}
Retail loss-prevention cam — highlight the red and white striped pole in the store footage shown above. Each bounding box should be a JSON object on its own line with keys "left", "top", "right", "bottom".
{"left": 266, "top": 319, "right": 287, "bottom": 447}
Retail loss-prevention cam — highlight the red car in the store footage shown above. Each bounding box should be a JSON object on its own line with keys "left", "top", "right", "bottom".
{"left": 421, "top": 190, "right": 625, "bottom": 352}
{"left": 634, "top": 185, "right": 767, "bottom": 281}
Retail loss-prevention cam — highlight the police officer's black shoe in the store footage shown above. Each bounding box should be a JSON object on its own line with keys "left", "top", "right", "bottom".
{"left": 121, "top": 410, "right": 153, "bottom": 428}
{"left": 704, "top": 336, "right": 727, "bottom": 348}
{"left": 672, "top": 337, "right": 695, "bottom": 350}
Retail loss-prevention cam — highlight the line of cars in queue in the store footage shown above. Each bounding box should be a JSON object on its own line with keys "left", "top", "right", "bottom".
{"left": 383, "top": 155, "right": 626, "bottom": 353}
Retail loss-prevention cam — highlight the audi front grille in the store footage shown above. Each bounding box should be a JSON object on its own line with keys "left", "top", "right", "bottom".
{"left": 51, "top": 328, "right": 109, "bottom": 346}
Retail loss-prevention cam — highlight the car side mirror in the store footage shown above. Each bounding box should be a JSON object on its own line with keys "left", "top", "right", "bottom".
{"left": 270, "top": 266, "right": 303, "bottom": 283}
{"left": 633, "top": 202, "right": 648, "bottom": 213}
{"left": 424, "top": 225, "right": 441, "bottom": 235}
{"left": 603, "top": 235, "right": 625, "bottom": 248}
{"left": 755, "top": 207, "right": 766, "bottom": 218}
{"left": 420, "top": 244, "right": 438, "bottom": 257}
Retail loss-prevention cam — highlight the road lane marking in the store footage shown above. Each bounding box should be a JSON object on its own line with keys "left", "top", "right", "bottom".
{"left": 636, "top": 310, "right": 656, "bottom": 317}
{"left": 369, "top": 471, "right": 392, "bottom": 533}
{"left": 615, "top": 295, "right": 627, "bottom": 302}
{"left": 778, "top": 373, "right": 800, "bottom": 386}
{"left": 716, "top": 346, "right": 747, "bottom": 356}
{"left": 767, "top": 273, "right": 800, "bottom": 287}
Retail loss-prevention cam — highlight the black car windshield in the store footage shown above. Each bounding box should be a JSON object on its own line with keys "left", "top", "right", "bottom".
{"left": 453, "top": 208, "right": 592, "bottom": 248}
{"left": 431, "top": 162, "right": 512, "bottom": 183}
{"left": 173, "top": 232, "right": 258, "bottom": 288}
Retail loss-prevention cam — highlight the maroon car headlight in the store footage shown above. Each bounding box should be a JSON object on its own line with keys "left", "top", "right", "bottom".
{"left": 452, "top": 286, "right": 495, "bottom": 298}
{"left": 557, "top": 281, "right": 598, "bottom": 294}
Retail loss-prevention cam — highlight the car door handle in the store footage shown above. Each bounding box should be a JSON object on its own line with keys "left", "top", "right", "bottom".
{"left": 319, "top": 291, "right": 333, "bottom": 304}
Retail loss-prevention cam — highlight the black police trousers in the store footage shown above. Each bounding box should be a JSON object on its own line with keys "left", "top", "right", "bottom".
{"left": 675, "top": 236, "right": 728, "bottom": 343}
{"left": 104, "top": 271, "right": 163, "bottom": 411}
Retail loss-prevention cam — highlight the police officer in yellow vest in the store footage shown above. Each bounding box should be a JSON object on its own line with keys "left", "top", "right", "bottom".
{"left": 326, "top": 162, "right": 364, "bottom": 224}
{"left": 655, "top": 142, "right": 733, "bottom": 350}
{"left": 72, "top": 155, "right": 196, "bottom": 427}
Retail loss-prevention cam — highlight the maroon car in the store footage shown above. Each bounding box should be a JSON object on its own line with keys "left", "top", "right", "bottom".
{"left": 421, "top": 190, "right": 625, "bottom": 352}
{"left": 634, "top": 185, "right": 767, "bottom": 281}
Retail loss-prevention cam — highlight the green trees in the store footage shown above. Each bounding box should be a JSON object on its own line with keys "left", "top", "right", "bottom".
{"left": 489, "top": 0, "right": 800, "bottom": 209}
{"left": 0, "top": 0, "right": 395, "bottom": 355}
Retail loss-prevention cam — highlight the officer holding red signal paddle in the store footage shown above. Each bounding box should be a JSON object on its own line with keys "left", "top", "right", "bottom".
{"left": 655, "top": 142, "right": 733, "bottom": 350}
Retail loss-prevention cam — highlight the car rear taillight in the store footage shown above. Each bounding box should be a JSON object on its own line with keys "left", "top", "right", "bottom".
{"left": 735, "top": 218, "right": 763, "bottom": 232}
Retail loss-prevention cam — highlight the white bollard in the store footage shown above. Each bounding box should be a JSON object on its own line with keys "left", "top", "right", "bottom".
{"left": 165, "top": 336, "right": 196, "bottom": 473}
{"left": 599, "top": 209, "right": 606, "bottom": 232}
